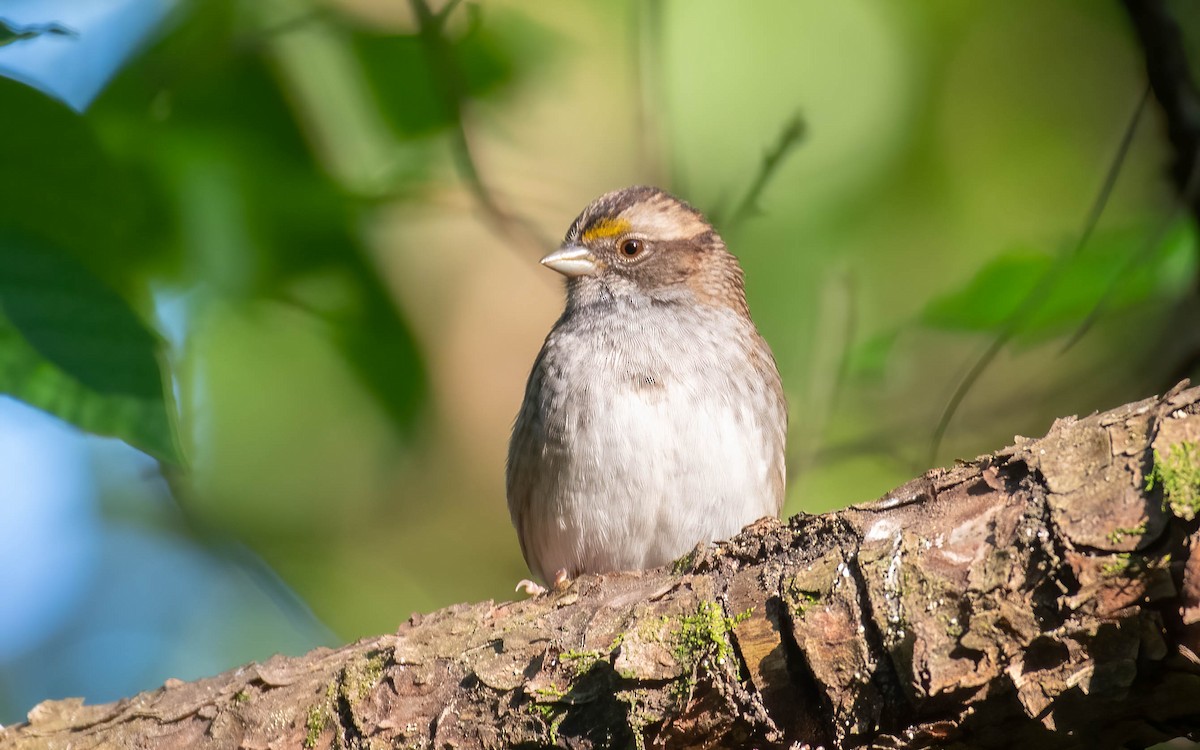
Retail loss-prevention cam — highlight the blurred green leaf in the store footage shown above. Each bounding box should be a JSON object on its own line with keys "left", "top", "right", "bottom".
{"left": 354, "top": 29, "right": 513, "bottom": 137}
{"left": 355, "top": 7, "right": 548, "bottom": 137}
{"left": 921, "top": 222, "right": 1197, "bottom": 341}
{"left": 845, "top": 328, "right": 900, "bottom": 380}
{"left": 0, "top": 74, "right": 178, "bottom": 461}
{"left": 355, "top": 33, "right": 452, "bottom": 136}
{"left": 0, "top": 78, "right": 150, "bottom": 287}
{"left": 94, "top": 5, "right": 430, "bottom": 436}
{"left": 332, "top": 256, "right": 427, "bottom": 434}
{"left": 922, "top": 251, "right": 1044, "bottom": 331}
{"left": 0, "top": 233, "right": 178, "bottom": 463}
{"left": 278, "top": 249, "right": 427, "bottom": 436}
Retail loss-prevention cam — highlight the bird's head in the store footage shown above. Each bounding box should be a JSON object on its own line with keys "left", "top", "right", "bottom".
{"left": 542, "top": 186, "right": 749, "bottom": 316}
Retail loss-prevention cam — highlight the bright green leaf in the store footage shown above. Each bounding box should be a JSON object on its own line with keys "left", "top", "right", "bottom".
{"left": 922, "top": 250, "right": 1046, "bottom": 332}
{"left": 921, "top": 222, "right": 1197, "bottom": 342}
{"left": 0, "top": 316, "right": 179, "bottom": 464}
{"left": 0, "top": 230, "right": 179, "bottom": 463}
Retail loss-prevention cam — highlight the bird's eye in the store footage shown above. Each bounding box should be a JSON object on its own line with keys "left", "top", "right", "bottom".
{"left": 620, "top": 238, "right": 644, "bottom": 257}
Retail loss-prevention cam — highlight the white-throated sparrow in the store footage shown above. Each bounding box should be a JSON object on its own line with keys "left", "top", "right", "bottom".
{"left": 507, "top": 186, "right": 787, "bottom": 591}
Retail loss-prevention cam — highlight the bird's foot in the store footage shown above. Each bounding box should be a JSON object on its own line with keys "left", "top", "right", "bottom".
{"left": 515, "top": 569, "right": 572, "bottom": 597}
{"left": 515, "top": 579, "right": 546, "bottom": 596}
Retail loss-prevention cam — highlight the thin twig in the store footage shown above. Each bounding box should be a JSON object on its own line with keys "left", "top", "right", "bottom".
{"left": 1057, "top": 86, "right": 1155, "bottom": 352}
{"left": 720, "top": 113, "right": 806, "bottom": 233}
{"left": 926, "top": 87, "right": 1149, "bottom": 466}
{"left": 1060, "top": 157, "right": 1197, "bottom": 355}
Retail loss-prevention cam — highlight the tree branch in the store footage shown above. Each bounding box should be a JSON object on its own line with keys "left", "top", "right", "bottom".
{"left": 4, "top": 383, "right": 1200, "bottom": 749}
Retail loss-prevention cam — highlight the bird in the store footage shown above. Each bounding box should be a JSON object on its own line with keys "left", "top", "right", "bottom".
{"left": 506, "top": 186, "right": 787, "bottom": 593}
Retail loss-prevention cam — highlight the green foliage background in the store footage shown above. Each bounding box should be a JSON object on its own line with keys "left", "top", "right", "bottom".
{"left": 1, "top": 0, "right": 1197, "bottom": 722}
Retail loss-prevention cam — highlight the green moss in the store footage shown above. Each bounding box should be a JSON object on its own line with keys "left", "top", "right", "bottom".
{"left": 560, "top": 648, "right": 604, "bottom": 675}
{"left": 784, "top": 577, "right": 820, "bottom": 618}
{"left": 300, "top": 653, "right": 386, "bottom": 749}
{"left": 528, "top": 702, "right": 555, "bottom": 718}
{"left": 1106, "top": 522, "right": 1148, "bottom": 545}
{"left": 362, "top": 653, "right": 385, "bottom": 683}
{"left": 303, "top": 704, "right": 327, "bottom": 748}
{"left": 615, "top": 689, "right": 655, "bottom": 750}
{"left": 232, "top": 689, "right": 250, "bottom": 704}
{"left": 1101, "top": 552, "right": 1134, "bottom": 577}
{"left": 350, "top": 652, "right": 387, "bottom": 700}
{"left": 547, "top": 712, "right": 565, "bottom": 744}
{"left": 671, "top": 549, "right": 698, "bottom": 575}
{"left": 1147, "top": 441, "right": 1200, "bottom": 520}
{"left": 527, "top": 701, "right": 566, "bottom": 744}
{"left": 1101, "top": 550, "right": 1171, "bottom": 577}
{"left": 937, "top": 612, "right": 964, "bottom": 638}
{"left": 671, "top": 601, "right": 751, "bottom": 673}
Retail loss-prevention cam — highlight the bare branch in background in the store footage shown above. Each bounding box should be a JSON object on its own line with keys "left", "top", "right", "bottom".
{"left": 1122, "top": 0, "right": 1200, "bottom": 392}
{"left": 410, "top": 0, "right": 554, "bottom": 256}
{"left": 1122, "top": 0, "right": 1200, "bottom": 253}
{"left": 717, "top": 113, "right": 806, "bottom": 234}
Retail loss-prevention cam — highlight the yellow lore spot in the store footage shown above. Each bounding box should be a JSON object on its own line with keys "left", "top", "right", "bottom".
{"left": 582, "top": 218, "right": 631, "bottom": 243}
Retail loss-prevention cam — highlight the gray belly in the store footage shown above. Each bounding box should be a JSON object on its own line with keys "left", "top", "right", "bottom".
{"left": 538, "top": 383, "right": 778, "bottom": 579}
{"left": 507, "top": 305, "right": 785, "bottom": 583}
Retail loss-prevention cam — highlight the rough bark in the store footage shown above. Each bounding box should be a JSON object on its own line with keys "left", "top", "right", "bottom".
{"left": 3, "top": 383, "right": 1200, "bottom": 750}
